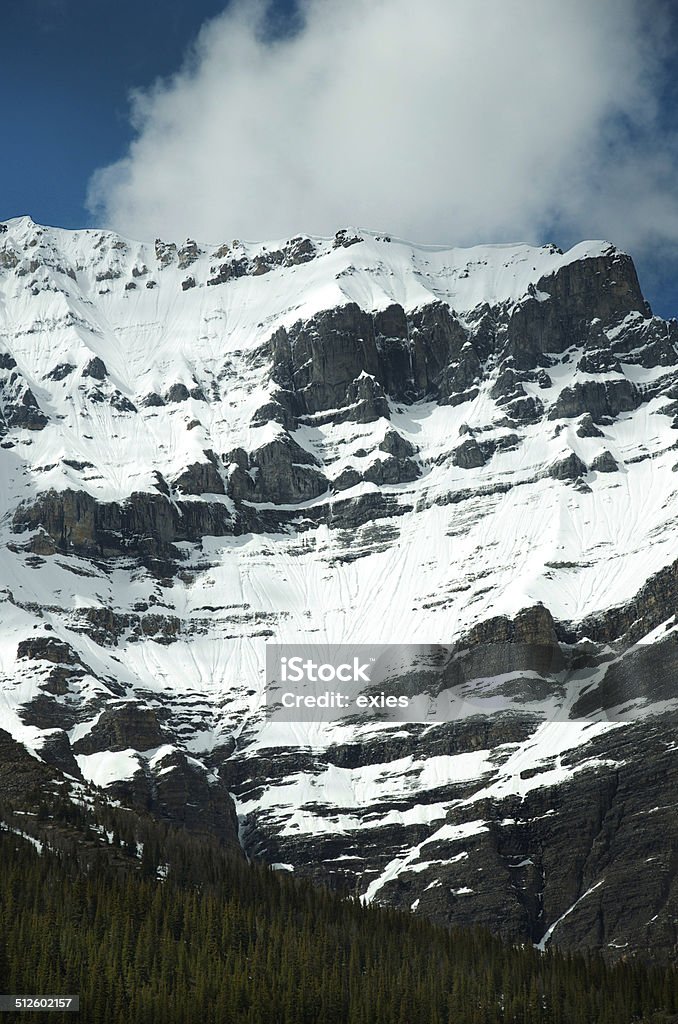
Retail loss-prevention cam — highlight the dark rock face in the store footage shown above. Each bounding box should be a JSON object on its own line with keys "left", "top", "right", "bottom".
{"left": 82, "top": 356, "right": 107, "bottom": 380}
{"left": 443, "top": 342, "right": 482, "bottom": 398}
{"left": 110, "top": 391, "right": 136, "bottom": 413}
{"left": 407, "top": 303, "right": 469, "bottom": 400}
{"left": 144, "top": 751, "right": 240, "bottom": 846}
{"left": 547, "top": 453, "right": 588, "bottom": 480}
{"left": 577, "top": 349, "right": 622, "bottom": 374}
{"left": 543, "top": 250, "right": 645, "bottom": 320}
{"left": 69, "top": 714, "right": 240, "bottom": 847}
{"left": 269, "top": 301, "right": 478, "bottom": 420}
{"left": 173, "top": 453, "right": 225, "bottom": 495}
{"left": 490, "top": 367, "right": 527, "bottom": 403}
{"left": 490, "top": 368, "right": 550, "bottom": 425}
{"left": 117, "top": 750, "right": 241, "bottom": 847}
{"left": 246, "top": 435, "right": 327, "bottom": 504}
{"left": 225, "top": 436, "right": 330, "bottom": 506}
{"left": 284, "top": 236, "right": 316, "bottom": 265}
{"left": 333, "top": 468, "right": 362, "bottom": 491}
{"left": 379, "top": 429, "right": 417, "bottom": 459}
{"left": 0, "top": 358, "right": 48, "bottom": 431}
{"left": 570, "top": 555, "right": 678, "bottom": 645}
{"left": 352, "top": 719, "right": 678, "bottom": 957}
{"left": 460, "top": 605, "right": 559, "bottom": 655}
{"left": 363, "top": 454, "right": 420, "bottom": 485}
{"left": 334, "top": 228, "right": 363, "bottom": 248}
{"left": 576, "top": 414, "right": 604, "bottom": 438}
{"left": 549, "top": 380, "right": 640, "bottom": 422}
{"left": 16, "top": 636, "right": 89, "bottom": 697}
{"left": 38, "top": 729, "right": 83, "bottom": 778}
{"left": 507, "top": 395, "right": 545, "bottom": 423}
{"left": 178, "top": 240, "right": 200, "bottom": 268}
{"left": 454, "top": 438, "right": 487, "bottom": 469}
{"left": 155, "top": 239, "right": 177, "bottom": 267}
{"left": 141, "top": 392, "right": 165, "bottom": 408}
{"left": 17, "top": 636, "right": 84, "bottom": 666}
{"left": 73, "top": 703, "right": 169, "bottom": 754}
{"left": 208, "top": 236, "right": 317, "bottom": 285}
{"left": 372, "top": 304, "right": 413, "bottom": 399}
{"left": 250, "top": 396, "right": 296, "bottom": 430}
{"left": 340, "top": 374, "right": 391, "bottom": 423}
{"left": 208, "top": 257, "right": 250, "bottom": 285}
{"left": 452, "top": 432, "right": 522, "bottom": 470}
{"left": 270, "top": 304, "right": 382, "bottom": 415}
{"left": 0, "top": 728, "right": 62, "bottom": 803}
{"left": 73, "top": 606, "right": 180, "bottom": 646}
{"left": 503, "top": 251, "right": 646, "bottom": 370}
{"left": 228, "top": 708, "right": 678, "bottom": 957}
{"left": 260, "top": 249, "right": 651, "bottom": 427}
{"left": 9, "top": 389, "right": 48, "bottom": 430}
{"left": 166, "top": 383, "right": 191, "bottom": 403}
{"left": 590, "top": 450, "right": 619, "bottom": 473}
{"left": 225, "top": 590, "right": 678, "bottom": 960}
{"left": 12, "top": 488, "right": 235, "bottom": 564}
{"left": 46, "top": 362, "right": 75, "bottom": 381}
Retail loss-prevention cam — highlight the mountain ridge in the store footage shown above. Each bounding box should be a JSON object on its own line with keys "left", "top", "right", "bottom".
{"left": 1, "top": 216, "right": 678, "bottom": 959}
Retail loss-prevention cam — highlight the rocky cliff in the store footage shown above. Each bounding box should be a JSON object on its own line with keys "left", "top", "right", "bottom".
{"left": 1, "top": 216, "right": 677, "bottom": 959}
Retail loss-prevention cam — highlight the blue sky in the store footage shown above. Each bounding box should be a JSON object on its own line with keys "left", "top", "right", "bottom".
{"left": 1, "top": 0, "right": 229, "bottom": 226}
{"left": 2, "top": 0, "right": 676, "bottom": 317}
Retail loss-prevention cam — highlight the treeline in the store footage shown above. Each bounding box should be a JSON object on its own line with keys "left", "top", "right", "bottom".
{"left": 0, "top": 806, "right": 677, "bottom": 1023}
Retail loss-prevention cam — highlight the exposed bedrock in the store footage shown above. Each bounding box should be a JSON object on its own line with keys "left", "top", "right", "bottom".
{"left": 264, "top": 251, "right": 651, "bottom": 425}
{"left": 11, "top": 487, "right": 236, "bottom": 564}
{"left": 501, "top": 251, "right": 647, "bottom": 369}
{"left": 549, "top": 380, "right": 640, "bottom": 422}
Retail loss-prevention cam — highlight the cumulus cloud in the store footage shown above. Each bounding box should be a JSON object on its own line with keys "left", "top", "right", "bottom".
{"left": 88, "top": 0, "right": 678, "bottom": 256}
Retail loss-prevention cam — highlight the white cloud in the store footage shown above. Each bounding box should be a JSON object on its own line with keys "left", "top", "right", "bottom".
{"left": 88, "top": 0, "right": 678, "bottom": 256}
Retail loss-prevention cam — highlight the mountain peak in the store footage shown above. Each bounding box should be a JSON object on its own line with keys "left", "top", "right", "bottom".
{"left": 1, "top": 215, "right": 677, "bottom": 957}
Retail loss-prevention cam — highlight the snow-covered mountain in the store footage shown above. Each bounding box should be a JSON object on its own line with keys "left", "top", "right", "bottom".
{"left": 1, "top": 216, "right": 678, "bottom": 957}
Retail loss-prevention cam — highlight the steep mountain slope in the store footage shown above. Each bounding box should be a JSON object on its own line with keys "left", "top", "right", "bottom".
{"left": 1, "top": 216, "right": 677, "bottom": 958}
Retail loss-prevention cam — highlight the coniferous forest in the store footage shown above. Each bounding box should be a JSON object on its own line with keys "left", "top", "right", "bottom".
{"left": 1, "top": 797, "right": 678, "bottom": 1024}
